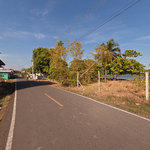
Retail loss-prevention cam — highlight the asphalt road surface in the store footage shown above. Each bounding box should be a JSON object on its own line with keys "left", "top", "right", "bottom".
{"left": 1, "top": 79, "right": 150, "bottom": 150}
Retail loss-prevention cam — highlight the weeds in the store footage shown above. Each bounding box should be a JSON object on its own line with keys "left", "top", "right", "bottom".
{"left": 55, "top": 80, "right": 150, "bottom": 119}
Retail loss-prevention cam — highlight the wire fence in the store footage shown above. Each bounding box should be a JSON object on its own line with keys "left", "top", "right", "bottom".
{"left": 76, "top": 67, "right": 149, "bottom": 102}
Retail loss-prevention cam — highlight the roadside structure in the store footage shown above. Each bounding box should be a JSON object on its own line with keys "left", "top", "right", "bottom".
{"left": 0, "top": 69, "right": 14, "bottom": 80}
{"left": 0, "top": 59, "right": 5, "bottom": 68}
{"left": 0, "top": 59, "right": 14, "bottom": 79}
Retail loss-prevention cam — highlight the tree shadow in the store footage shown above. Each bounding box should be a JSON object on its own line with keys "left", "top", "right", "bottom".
{"left": 0, "top": 81, "right": 15, "bottom": 111}
{"left": 0, "top": 79, "right": 56, "bottom": 121}
{"left": 15, "top": 79, "right": 56, "bottom": 91}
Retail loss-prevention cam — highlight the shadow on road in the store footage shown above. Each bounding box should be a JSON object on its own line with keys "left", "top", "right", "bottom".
{"left": 0, "top": 81, "right": 14, "bottom": 109}
{"left": 15, "top": 79, "right": 56, "bottom": 91}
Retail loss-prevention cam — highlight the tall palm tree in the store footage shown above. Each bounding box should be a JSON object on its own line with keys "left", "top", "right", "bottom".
{"left": 94, "top": 43, "right": 114, "bottom": 82}
{"left": 56, "top": 40, "right": 64, "bottom": 46}
{"left": 92, "top": 39, "right": 120, "bottom": 82}
{"left": 106, "top": 39, "right": 121, "bottom": 58}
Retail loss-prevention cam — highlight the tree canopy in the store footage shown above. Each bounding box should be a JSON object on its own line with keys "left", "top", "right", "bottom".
{"left": 32, "top": 47, "right": 51, "bottom": 74}
{"left": 32, "top": 39, "right": 145, "bottom": 86}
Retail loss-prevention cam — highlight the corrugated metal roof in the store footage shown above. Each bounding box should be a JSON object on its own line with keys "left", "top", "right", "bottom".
{"left": 0, "top": 59, "right": 5, "bottom": 66}
{"left": 0, "top": 69, "right": 12, "bottom": 73}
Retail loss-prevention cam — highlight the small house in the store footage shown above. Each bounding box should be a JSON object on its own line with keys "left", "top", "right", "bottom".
{"left": 0, "top": 59, "right": 5, "bottom": 67}
{"left": 0, "top": 69, "right": 14, "bottom": 80}
{"left": 0, "top": 59, "right": 14, "bottom": 79}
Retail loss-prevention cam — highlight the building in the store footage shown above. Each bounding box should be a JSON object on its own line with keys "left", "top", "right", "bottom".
{"left": 0, "top": 59, "right": 14, "bottom": 80}
{"left": 0, "top": 69, "right": 14, "bottom": 80}
{"left": 0, "top": 59, "right": 5, "bottom": 67}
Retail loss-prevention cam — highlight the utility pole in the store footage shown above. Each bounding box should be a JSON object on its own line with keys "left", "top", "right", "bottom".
{"left": 98, "top": 71, "right": 100, "bottom": 91}
{"left": 77, "top": 72, "right": 79, "bottom": 87}
{"left": 32, "top": 60, "right": 34, "bottom": 79}
{"left": 145, "top": 72, "right": 149, "bottom": 103}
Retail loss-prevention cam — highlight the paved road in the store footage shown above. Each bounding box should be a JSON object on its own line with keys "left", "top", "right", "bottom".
{"left": 1, "top": 79, "right": 150, "bottom": 150}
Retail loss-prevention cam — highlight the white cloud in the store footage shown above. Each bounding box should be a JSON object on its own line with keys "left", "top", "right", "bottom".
{"left": 53, "top": 36, "right": 59, "bottom": 40}
{"left": 30, "top": 9, "right": 49, "bottom": 17}
{"left": 0, "top": 28, "right": 46, "bottom": 39}
{"left": 33, "top": 33, "right": 46, "bottom": 39}
{"left": 41, "top": 9, "right": 49, "bottom": 16}
{"left": 136, "top": 35, "right": 150, "bottom": 41}
{"left": 30, "top": 0, "right": 57, "bottom": 17}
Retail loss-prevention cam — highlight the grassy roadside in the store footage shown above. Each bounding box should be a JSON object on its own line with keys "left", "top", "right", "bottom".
{"left": 0, "top": 80, "right": 15, "bottom": 121}
{"left": 51, "top": 80, "right": 150, "bottom": 119}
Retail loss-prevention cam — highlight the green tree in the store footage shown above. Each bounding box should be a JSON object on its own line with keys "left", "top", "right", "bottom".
{"left": 108, "top": 57, "right": 126, "bottom": 79}
{"left": 32, "top": 47, "right": 51, "bottom": 74}
{"left": 48, "top": 55, "right": 68, "bottom": 84}
{"left": 108, "top": 58, "right": 145, "bottom": 79}
{"left": 92, "top": 43, "right": 113, "bottom": 82}
{"left": 92, "top": 39, "right": 121, "bottom": 82}
{"left": 25, "top": 67, "right": 32, "bottom": 74}
{"left": 106, "top": 38, "right": 121, "bottom": 58}
{"left": 83, "top": 59, "right": 98, "bottom": 84}
{"left": 68, "top": 59, "right": 98, "bottom": 85}
{"left": 123, "top": 59, "right": 144, "bottom": 75}
{"left": 68, "top": 59, "right": 86, "bottom": 86}
{"left": 56, "top": 40, "right": 64, "bottom": 46}
{"left": 122, "top": 50, "right": 142, "bottom": 58}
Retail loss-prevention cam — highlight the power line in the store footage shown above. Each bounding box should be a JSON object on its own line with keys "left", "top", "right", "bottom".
{"left": 60, "top": 0, "right": 106, "bottom": 40}
{"left": 78, "top": 0, "right": 141, "bottom": 80}
{"left": 14, "top": 60, "right": 31, "bottom": 69}
{"left": 78, "top": 0, "right": 141, "bottom": 40}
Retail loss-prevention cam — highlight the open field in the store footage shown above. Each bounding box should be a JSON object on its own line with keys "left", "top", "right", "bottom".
{"left": 52, "top": 80, "right": 150, "bottom": 119}
{"left": 0, "top": 80, "right": 14, "bottom": 121}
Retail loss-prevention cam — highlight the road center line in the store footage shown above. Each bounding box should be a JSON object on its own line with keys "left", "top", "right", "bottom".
{"left": 44, "top": 93, "right": 63, "bottom": 107}
{"left": 5, "top": 81, "right": 17, "bottom": 150}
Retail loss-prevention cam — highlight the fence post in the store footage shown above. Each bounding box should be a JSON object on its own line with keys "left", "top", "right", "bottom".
{"left": 77, "top": 72, "right": 79, "bottom": 87}
{"left": 145, "top": 72, "right": 149, "bottom": 103}
{"left": 98, "top": 71, "right": 100, "bottom": 91}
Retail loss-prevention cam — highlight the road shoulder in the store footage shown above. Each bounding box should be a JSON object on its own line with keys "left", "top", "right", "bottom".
{"left": 0, "top": 92, "right": 15, "bottom": 150}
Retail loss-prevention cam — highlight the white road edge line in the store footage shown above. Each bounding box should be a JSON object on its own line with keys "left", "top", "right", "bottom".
{"left": 50, "top": 85, "right": 150, "bottom": 122}
{"left": 5, "top": 81, "right": 17, "bottom": 150}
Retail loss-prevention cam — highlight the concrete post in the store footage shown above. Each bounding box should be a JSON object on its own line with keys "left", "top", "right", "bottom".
{"left": 32, "top": 60, "right": 34, "bottom": 79}
{"left": 98, "top": 71, "right": 100, "bottom": 91}
{"left": 145, "top": 72, "right": 149, "bottom": 102}
{"left": 77, "top": 72, "right": 79, "bottom": 87}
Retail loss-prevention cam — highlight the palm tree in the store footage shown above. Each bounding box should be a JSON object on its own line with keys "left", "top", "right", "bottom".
{"left": 106, "top": 39, "right": 121, "bottom": 58}
{"left": 56, "top": 40, "right": 64, "bottom": 46}
{"left": 92, "top": 39, "right": 120, "bottom": 82}
{"left": 94, "top": 43, "right": 113, "bottom": 82}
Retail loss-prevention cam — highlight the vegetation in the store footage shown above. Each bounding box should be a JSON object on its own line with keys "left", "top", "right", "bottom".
{"left": 91, "top": 39, "right": 121, "bottom": 82}
{"left": 31, "top": 38, "right": 149, "bottom": 118}
{"left": 32, "top": 38, "right": 145, "bottom": 86}
{"left": 0, "top": 80, "right": 14, "bottom": 121}
{"left": 56, "top": 80, "right": 150, "bottom": 119}
{"left": 33, "top": 47, "right": 50, "bottom": 74}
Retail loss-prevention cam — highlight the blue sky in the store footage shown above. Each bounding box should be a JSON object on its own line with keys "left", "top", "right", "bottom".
{"left": 0, "top": 0, "right": 150, "bottom": 70}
